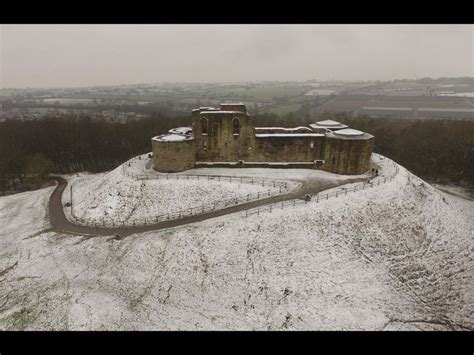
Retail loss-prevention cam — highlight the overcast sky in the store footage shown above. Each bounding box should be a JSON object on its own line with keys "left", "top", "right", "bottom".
{"left": 0, "top": 24, "right": 472, "bottom": 88}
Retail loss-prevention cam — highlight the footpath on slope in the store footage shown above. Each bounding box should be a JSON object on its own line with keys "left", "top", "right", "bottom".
{"left": 48, "top": 172, "right": 369, "bottom": 238}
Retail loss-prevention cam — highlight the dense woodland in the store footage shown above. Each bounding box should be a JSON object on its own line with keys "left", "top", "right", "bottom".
{"left": 0, "top": 111, "right": 473, "bottom": 195}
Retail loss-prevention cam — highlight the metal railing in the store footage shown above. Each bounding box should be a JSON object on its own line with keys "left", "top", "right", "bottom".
{"left": 121, "top": 159, "right": 292, "bottom": 189}
{"left": 243, "top": 158, "right": 400, "bottom": 218}
{"left": 66, "top": 154, "right": 399, "bottom": 228}
{"left": 67, "top": 175, "right": 295, "bottom": 228}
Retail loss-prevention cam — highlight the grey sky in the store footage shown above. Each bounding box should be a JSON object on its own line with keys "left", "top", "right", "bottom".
{"left": 1, "top": 24, "right": 473, "bottom": 88}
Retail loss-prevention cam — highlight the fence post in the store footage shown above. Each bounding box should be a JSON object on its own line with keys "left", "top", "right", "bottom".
{"left": 273, "top": 181, "right": 275, "bottom": 187}
{"left": 268, "top": 189, "right": 270, "bottom": 196}
{"left": 269, "top": 205, "right": 272, "bottom": 213}
{"left": 281, "top": 201, "right": 284, "bottom": 209}
{"left": 327, "top": 193, "right": 329, "bottom": 200}
{"left": 246, "top": 210, "right": 248, "bottom": 217}
{"left": 247, "top": 194, "right": 249, "bottom": 201}
{"left": 258, "top": 192, "right": 260, "bottom": 199}
{"left": 316, "top": 194, "right": 319, "bottom": 202}
{"left": 345, "top": 188, "right": 347, "bottom": 195}
{"left": 279, "top": 186, "right": 282, "bottom": 193}
{"left": 293, "top": 200, "right": 296, "bottom": 206}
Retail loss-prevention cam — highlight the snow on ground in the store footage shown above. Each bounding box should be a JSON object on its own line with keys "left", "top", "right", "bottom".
{"left": 0, "top": 154, "right": 472, "bottom": 330}
{"left": 62, "top": 155, "right": 301, "bottom": 227}
{"left": 124, "top": 153, "right": 370, "bottom": 182}
{"left": 431, "top": 183, "right": 474, "bottom": 201}
{"left": 61, "top": 153, "right": 367, "bottom": 227}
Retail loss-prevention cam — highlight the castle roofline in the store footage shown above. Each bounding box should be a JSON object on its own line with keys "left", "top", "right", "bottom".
{"left": 255, "top": 126, "right": 311, "bottom": 131}
{"left": 309, "top": 120, "right": 348, "bottom": 130}
{"left": 256, "top": 133, "right": 324, "bottom": 138}
{"left": 192, "top": 107, "right": 219, "bottom": 112}
{"left": 200, "top": 110, "right": 247, "bottom": 115}
{"left": 152, "top": 134, "right": 194, "bottom": 143}
{"left": 316, "top": 119, "right": 342, "bottom": 126}
{"left": 325, "top": 128, "right": 374, "bottom": 140}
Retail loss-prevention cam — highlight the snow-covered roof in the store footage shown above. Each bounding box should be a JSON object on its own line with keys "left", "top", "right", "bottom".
{"left": 326, "top": 128, "right": 373, "bottom": 140}
{"left": 200, "top": 111, "right": 245, "bottom": 115}
{"left": 333, "top": 128, "right": 365, "bottom": 137}
{"left": 316, "top": 120, "right": 341, "bottom": 126}
{"left": 255, "top": 126, "right": 312, "bottom": 132}
{"left": 192, "top": 107, "right": 219, "bottom": 112}
{"left": 152, "top": 134, "right": 194, "bottom": 142}
{"left": 255, "top": 133, "right": 324, "bottom": 138}
{"left": 168, "top": 126, "right": 192, "bottom": 135}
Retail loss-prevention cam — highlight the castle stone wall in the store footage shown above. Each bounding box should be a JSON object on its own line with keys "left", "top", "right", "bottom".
{"left": 249, "top": 136, "right": 325, "bottom": 162}
{"left": 323, "top": 136, "right": 374, "bottom": 175}
{"left": 194, "top": 112, "right": 256, "bottom": 162}
{"left": 152, "top": 139, "right": 196, "bottom": 173}
{"left": 153, "top": 104, "right": 375, "bottom": 175}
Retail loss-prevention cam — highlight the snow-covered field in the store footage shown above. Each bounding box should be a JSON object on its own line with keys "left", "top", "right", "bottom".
{"left": 61, "top": 153, "right": 368, "bottom": 227}
{"left": 0, "top": 154, "right": 472, "bottom": 330}
{"left": 62, "top": 154, "right": 304, "bottom": 227}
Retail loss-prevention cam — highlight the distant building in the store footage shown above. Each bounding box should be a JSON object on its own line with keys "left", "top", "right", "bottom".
{"left": 152, "top": 103, "right": 374, "bottom": 174}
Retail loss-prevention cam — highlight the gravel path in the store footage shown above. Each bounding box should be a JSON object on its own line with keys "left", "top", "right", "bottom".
{"left": 48, "top": 174, "right": 368, "bottom": 238}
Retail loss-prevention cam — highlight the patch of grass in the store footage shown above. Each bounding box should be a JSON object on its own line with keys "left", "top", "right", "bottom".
{"left": 9, "top": 307, "right": 37, "bottom": 330}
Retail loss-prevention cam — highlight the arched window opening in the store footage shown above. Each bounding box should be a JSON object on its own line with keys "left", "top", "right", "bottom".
{"left": 232, "top": 117, "right": 240, "bottom": 135}
{"left": 202, "top": 118, "right": 209, "bottom": 135}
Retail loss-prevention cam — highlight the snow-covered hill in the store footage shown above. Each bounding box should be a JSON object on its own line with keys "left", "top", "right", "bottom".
{"left": 60, "top": 153, "right": 365, "bottom": 227}
{"left": 0, "top": 155, "right": 472, "bottom": 330}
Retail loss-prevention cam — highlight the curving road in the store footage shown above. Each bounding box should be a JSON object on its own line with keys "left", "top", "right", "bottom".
{"left": 48, "top": 175, "right": 368, "bottom": 238}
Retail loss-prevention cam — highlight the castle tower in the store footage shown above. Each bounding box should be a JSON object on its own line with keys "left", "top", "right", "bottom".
{"left": 323, "top": 128, "right": 374, "bottom": 175}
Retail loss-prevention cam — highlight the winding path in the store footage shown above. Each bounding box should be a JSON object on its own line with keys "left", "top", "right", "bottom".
{"left": 48, "top": 174, "right": 368, "bottom": 238}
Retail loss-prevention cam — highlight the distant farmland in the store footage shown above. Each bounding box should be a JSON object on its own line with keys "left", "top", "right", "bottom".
{"left": 312, "top": 94, "right": 474, "bottom": 120}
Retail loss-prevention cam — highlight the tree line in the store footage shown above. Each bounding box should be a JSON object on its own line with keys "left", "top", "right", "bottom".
{"left": 0, "top": 112, "right": 189, "bottom": 194}
{"left": 252, "top": 112, "right": 474, "bottom": 188}
{"left": 0, "top": 111, "right": 473, "bottom": 195}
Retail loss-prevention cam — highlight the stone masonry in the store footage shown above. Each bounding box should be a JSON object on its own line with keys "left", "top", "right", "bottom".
{"left": 152, "top": 103, "right": 374, "bottom": 174}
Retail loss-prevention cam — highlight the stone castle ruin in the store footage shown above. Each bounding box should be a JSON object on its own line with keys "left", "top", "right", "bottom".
{"left": 152, "top": 103, "right": 374, "bottom": 175}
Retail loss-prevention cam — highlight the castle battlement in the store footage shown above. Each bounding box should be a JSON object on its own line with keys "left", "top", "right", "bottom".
{"left": 152, "top": 103, "right": 374, "bottom": 174}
